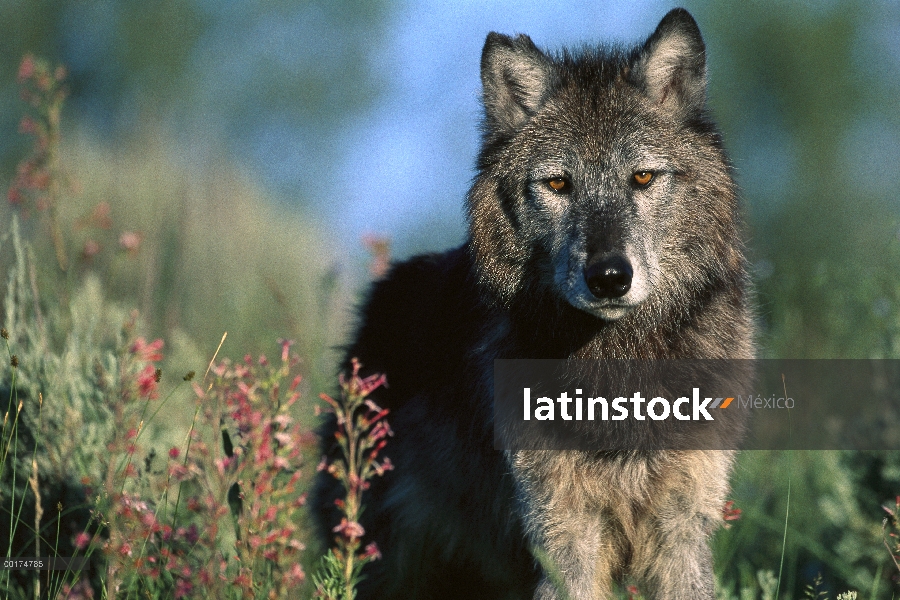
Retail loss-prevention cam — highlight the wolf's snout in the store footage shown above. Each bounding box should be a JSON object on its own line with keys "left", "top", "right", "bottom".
{"left": 585, "top": 255, "right": 633, "bottom": 299}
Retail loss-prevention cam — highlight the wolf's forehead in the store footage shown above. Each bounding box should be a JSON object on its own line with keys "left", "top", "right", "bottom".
{"left": 536, "top": 85, "right": 653, "bottom": 160}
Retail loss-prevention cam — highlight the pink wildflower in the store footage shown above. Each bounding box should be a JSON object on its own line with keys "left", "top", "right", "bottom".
{"left": 76, "top": 201, "right": 112, "bottom": 230}
{"left": 333, "top": 518, "right": 365, "bottom": 540}
{"left": 82, "top": 239, "right": 100, "bottom": 260}
{"left": 361, "top": 542, "right": 381, "bottom": 561}
{"left": 722, "top": 500, "right": 742, "bottom": 529}
{"left": 18, "top": 116, "right": 36, "bottom": 134}
{"left": 130, "top": 337, "right": 163, "bottom": 362}
{"left": 373, "top": 457, "right": 394, "bottom": 476}
{"left": 17, "top": 55, "right": 34, "bottom": 82}
{"left": 285, "top": 563, "right": 305, "bottom": 584}
{"left": 118, "top": 230, "right": 142, "bottom": 254}
{"left": 278, "top": 338, "right": 295, "bottom": 362}
{"left": 174, "top": 579, "right": 193, "bottom": 599}
{"left": 722, "top": 500, "right": 741, "bottom": 521}
{"left": 74, "top": 531, "right": 91, "bottom": 550}
{"left": 137, "top": 365, "right": 159, "bottom": 399}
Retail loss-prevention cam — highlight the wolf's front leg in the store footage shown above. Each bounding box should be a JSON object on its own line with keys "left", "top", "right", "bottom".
{"left": 531, "top": 531, "right": 621, "bottom": 600}
{"left": 631, "top": 521, "right": 717, "bottom": 600}
{"left": 630, "top": 450, "right": 734, "bottom": 600}
{"left": 510, "top": 451, "right": 621, "bottom": 600}
{"left": 529, "top": 524, "right": 611, "bottom": 600}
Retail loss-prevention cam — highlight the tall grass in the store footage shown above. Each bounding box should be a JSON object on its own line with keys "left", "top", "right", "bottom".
{"left": 0, "top": 226, "right": 387, "bottom": 597}
{"left": 0, "top": 55, "right": 380, "bottom": 599}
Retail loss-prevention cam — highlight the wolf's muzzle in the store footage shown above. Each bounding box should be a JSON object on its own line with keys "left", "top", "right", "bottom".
{"left": 584, "top": 255, "right": 633, "bottom": 299}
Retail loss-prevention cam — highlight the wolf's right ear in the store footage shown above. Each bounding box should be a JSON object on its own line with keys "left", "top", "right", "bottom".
{"left": 633, "top": 8, "right": 707, "bottom": 116}
{"left": 481, "top": 33, "right": 552, "bottom": 134}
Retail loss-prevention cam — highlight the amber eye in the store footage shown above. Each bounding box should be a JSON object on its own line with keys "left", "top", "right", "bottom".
{"left": 547, "top": 177, "right": 569, "bottom": 192}
{"left": 633, "top": 171, "right": 654, "bottom": 186}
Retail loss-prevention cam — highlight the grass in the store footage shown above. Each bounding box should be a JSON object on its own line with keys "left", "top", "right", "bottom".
{"left": 0, "top": 236, "right": 389, "bottom": 598}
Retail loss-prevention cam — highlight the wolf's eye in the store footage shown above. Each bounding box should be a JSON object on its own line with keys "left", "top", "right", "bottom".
{"left": 633, "top": 171, "right": 654, "bottom": 186}
{"left": 547, "top": 177, "right": 570, "bottom": 193}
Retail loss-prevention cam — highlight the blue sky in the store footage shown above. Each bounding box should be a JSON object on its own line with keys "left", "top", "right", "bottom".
{"left": 325, "top": 0, "right": 669, "bottom": 254}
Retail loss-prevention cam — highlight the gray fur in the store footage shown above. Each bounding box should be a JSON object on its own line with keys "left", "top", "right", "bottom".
{"left": 313, "top": 8, "right": 754, "bottom": 600}
{"left": 481, "top": 33, "right": 554, "bottom": 137}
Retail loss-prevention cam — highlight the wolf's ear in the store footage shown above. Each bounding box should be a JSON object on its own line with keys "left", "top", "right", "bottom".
{"left": 633, "top": 8, "right": 707, "bottom": 115}
{"left": 481, "top": 33, "right": 552, "bottom": 134}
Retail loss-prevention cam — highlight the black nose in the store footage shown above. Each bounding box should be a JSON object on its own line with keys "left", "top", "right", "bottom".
{"left": 584, "top": 255, "right": 633, "bottom": 299}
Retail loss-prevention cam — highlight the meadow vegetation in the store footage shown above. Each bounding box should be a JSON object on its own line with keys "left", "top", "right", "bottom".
{"left": 2, "top": 54, "right": 900, "bottom": 600}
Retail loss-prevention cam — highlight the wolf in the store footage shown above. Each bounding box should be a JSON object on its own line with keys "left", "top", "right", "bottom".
{"left": 313, "top": 8, "right": 754, "bottom": 600}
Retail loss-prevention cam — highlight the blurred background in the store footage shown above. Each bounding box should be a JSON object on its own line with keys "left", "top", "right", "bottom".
{"left": 1, "top": 0, "right": 900, "bottom": 597}
{"left": 2, "top": 0, "right": 899, "bottom": 359}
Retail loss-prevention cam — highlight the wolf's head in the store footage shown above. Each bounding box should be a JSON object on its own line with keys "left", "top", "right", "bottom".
{"left": 468, "top": 9, "right": 744, "bottom": 324}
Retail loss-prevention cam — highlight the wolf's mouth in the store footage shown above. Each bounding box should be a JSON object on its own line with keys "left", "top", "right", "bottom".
{"left": 563, "top": 292, "right": 638, "bottom": 321}
{"left": 591, "top": 302, "right": 636, "bottom": 319}
{"left": 591, "top": 302, "right": 634, "bottom": 321}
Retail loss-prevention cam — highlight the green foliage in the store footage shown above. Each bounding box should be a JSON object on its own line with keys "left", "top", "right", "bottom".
{"left": 0, "top": 126, "right": 353, "bottom": 414}
{"left": 696, "top": 0, "right": 900, "bottom": 358}
{"left": 313, "top": 360, "right": 390, "bottom": 599}
{"left": 312, "top": 549, "right": 357, "bottom": 600}
{"left": 686, "top": 3, "right": 900, "bottom": 597}
{"left": 713, "top": 450, "right": 900, "bottom": 599}
{"left": 0, "top": 0, "right": 391, "bottom": 203}
{"left": 0, "top": 215, "right": 136, "bottom": 598}
{"left": 1, "top": 215, "right": 126, "bottom": 488}
{"left": 0, "top": 211, "right": 324, "bottom": 598}
{"left": 0, "top": 53, "right": 367, "bottom": 598}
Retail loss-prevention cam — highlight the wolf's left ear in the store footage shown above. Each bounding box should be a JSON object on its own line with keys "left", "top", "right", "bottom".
{"left": 481, "top": 32, "right": 552, "bottom": 134}
{"left": 633, "top": 8, "right": 707, "bottom": 115}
